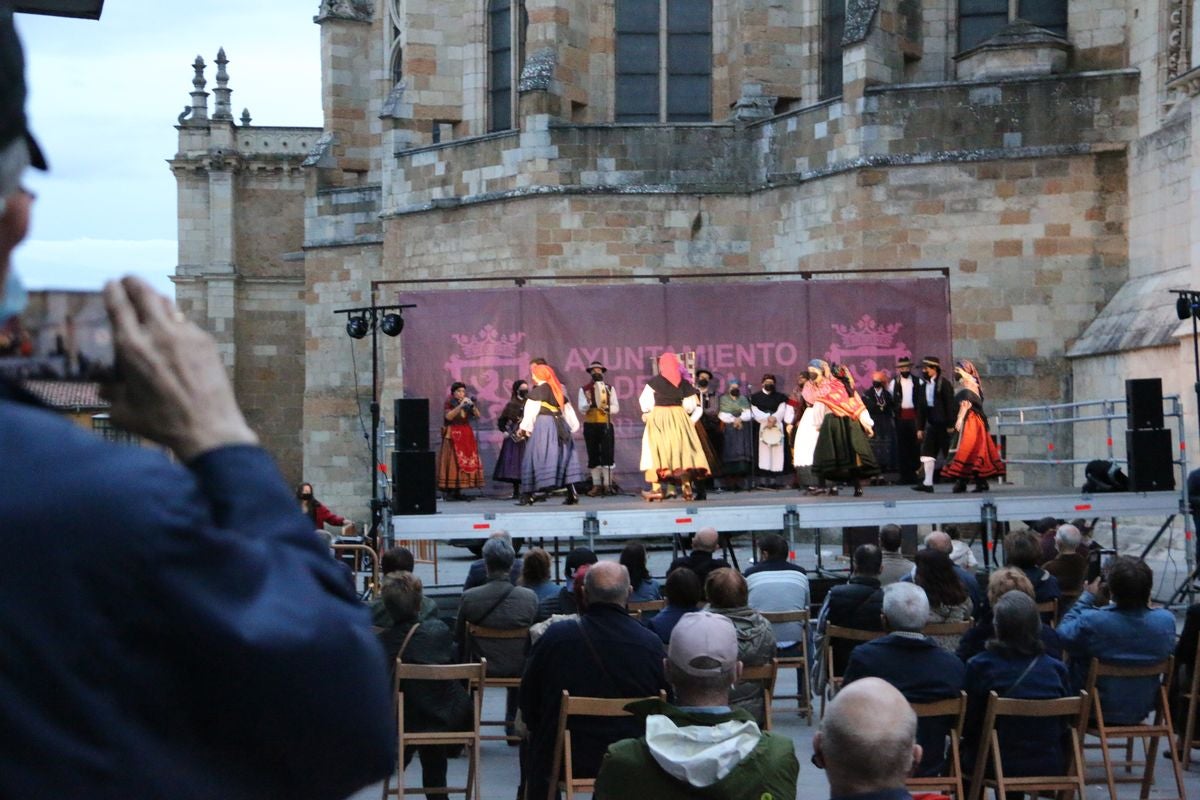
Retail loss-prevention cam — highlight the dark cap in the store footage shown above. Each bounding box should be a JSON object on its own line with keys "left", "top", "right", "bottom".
{"left": 0, "top": 6, "right": 48, "bottom": 171}
{"left": 564, "top": 546, "right": 597, "bottom": 577}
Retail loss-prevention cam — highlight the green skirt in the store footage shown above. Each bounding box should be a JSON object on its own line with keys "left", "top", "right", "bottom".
{"left": 813, "top": 415, "right": 880, "bottom": 480}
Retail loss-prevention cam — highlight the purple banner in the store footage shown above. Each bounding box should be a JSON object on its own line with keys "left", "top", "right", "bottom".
{"left": 398, "top": 279, "right": 950, "bottom": 490}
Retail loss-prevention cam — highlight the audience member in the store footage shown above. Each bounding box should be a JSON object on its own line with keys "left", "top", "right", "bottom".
{"left": 594, "top": 612, "right": 800, "bottom": 799}
{"left": 649, "top": 567, "right": 702, "bottom": 644}
{"left": 620, "top": 541, "right": 661, "bottom": 602}
{"left": 1030, "top": 516, "right": 1063, "bottom": 564}
{"left": 961, "top": 592, "right": 1072, "bottom": 780}
{"left": 519, "top": 562, "right": 668, "bottom": 800}
{"left": 706, "top": 569, "right": 777, "bottom": 726}
{"left": 813, "top": 678, "right": 923, "bottom": 800}
{"left": 371, "top": 546, "right": 439, "bottom": 626}
{"left": 530, "top": 563, "right": 590, "bottom": 642}
{"left": 462, "top": 531, "right": 523, "bottom": 591}
{"left": 520, "top": 547, "right": 560, "bottom": 604}
{"left": 913, "top": 549, "right": 973, "bottom": 650}
{"left": 816, "top": 544, "right": 886, "bottom": 686}
{"left": 957, "top": 567, "right": 1063, "bottom": 662}
{"left": 878, "top": 524, "right": 914, "bottom": 586}
{"left": 1003, "top": 530, "right": 1061, "bottom": 607}
{"left": 945, "top": 525, "right": 978, "bottom": 570}
{"left": 1042, "top": 524, "right": 1087, "bottom": 597}
{"left": 668, "top": 527, "right": 731, "bottom": 589}
{"left": 1172, "top": 603, "right": 1200, "bottom": 743}
{"left": 745, "top": 533, "right": 811, "bottom": 659}
{"left": 376, "top": 574, "right": 471, "bottom": 800}
{"left": 537, "top": 546, "right": 599, "bottom": 620}
{"left": 1057, "top": 556, "right": 1176, "bottom": 724}
{"left": 914, "top": 531, "right": 986, "bottom": 616}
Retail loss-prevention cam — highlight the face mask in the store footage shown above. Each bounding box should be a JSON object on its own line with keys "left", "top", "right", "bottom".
{"left": 763, "top": 383, "right": 775, "bottom": 392}
{"left": 0, "top": 269, "right": 28, "bottom": 324}
{"left": 730, "top": 388, "right": 740, "bottom": 397}
{"left": 591, "top": 372, "right": 604, "bottom": 383}
{"left": 873, "top": 381, "right": 883, "bottom": 389}
{"left": 697, "top": 378, "right": 709, "bottom": 389}
{"left": 517, "top": 388, "right": 529, "bottom": 399}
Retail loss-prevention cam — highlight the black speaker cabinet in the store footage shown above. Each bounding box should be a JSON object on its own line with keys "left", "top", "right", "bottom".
{"left": 394, "top": 398, "right": 431, "bottom": 452}
{"left": 392, "top": 450, "right": 437, "bottom": 515}
{"left": 1125, "top": 428, "right": 1176, "bottom": 492}
{"left": 1126, "top": 378, "right": 1164, "bottom": 430}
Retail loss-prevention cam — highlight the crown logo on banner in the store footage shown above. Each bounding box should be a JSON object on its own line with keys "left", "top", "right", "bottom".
{"left": 451, "top": 325, "right": 526, "bottom": 360}
{"left": 831, "top": 315, "right": 903, "bottom": 349}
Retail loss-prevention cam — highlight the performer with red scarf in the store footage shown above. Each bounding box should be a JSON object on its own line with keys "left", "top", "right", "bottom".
{"left": 804, "top": 360, "right": 878, "bottom": 497}
{"left": 437, "top": 381, "right": 483, "bottom": 500}
{"left": 517, "top": 359, "right": 584, "bottom": 505}
{"left": 638, "top": 352, "right": 710, "bottom": 501}
{"left": 941, "top": 359, "right": 1005, "bottom": 493}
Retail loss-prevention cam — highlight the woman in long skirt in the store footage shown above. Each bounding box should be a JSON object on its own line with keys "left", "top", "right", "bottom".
{"left": 492, "top": 379, "right": 528, "bottom": 499}
{"left": 717, "top": 378, "right": 754, "bottom": 491}
{"left": 517, "top": 361, "right": 583, "bottom": 505}
{"left": 805, "top": 360, "right": 879, "bottom": 497}
{"left": 941, "top": 360, "right": 1005, "bottom": 493}
{"left": 639, "top": 352, "right": 710, "bottom": 501}
{"left": 437, "top": 381, "right": 484, "bottom": 500}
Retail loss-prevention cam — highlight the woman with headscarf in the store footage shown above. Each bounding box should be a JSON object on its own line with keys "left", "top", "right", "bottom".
{"left": 717, "top": 377, "right": 754, "bottom": 491}
{"left": 517, "top": 360, "right": 584, "bottom": 505}
{"left": 437, "top": 381, "right": 483, "bottom": 501}
{"left": 803, "top": 360, "right": 878, "bottom": 496}
{"left": 492, "top": 379, "right": 529, "bottom": 499}
{"left": 638, "top": 352, "right": 710, "bottom": 501}
{"left": 793, "top": 368, "right": 829, "bottom": 495}
{"left": 941, "top": 359, "right": 1005, "bottom": 493}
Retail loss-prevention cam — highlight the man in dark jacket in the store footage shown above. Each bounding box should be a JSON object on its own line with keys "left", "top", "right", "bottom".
{"left": 520, "top": 561, "right": 668, "bottom": 800}
{"left": 843, "top": 582, "right": 966, "bottom": 776}
{"left": 912, "top": 355, "right": 956, "bottom": 492}
{"left": 816, "top": 544, "right": 885, "bottom": 682}
{"left": 668, "top": 527, "right": 731, "bottom": 591}
{"left": 536, "top": 546, "right": 598, "bottom": 620}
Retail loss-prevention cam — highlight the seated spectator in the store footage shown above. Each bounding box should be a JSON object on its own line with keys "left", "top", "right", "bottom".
{"left": 1003, "top": 530, "right": 1061, "bottom": 607}
{"left": 812, "top": 678, "right": 924, "bottom": 800}
{"left": 816, "top": 544, "right": 886, "bottom": 688}
{"left": 745, "top": 532, "right": 810, "bottom": 654}
{"left": 911, "top": 531, "right": 986, "bottom": 617}
{"left": 593, "top": 612, "right": 800, "bottom": 800}
{"left": 1172, "top": 602, "right": 1200, "bottom": 743}
{"left": 462, "top": 531, "right": 523, "bottom": 591}
{"left": 877, "top": 524, "right": 913, "bottom": 586}
{"left": 1043, "top": 524, "right": 1087, "bottom": 597}
{"left": 961, "top": 592, "right": 1072, "bottom": 779}
{"left": 536, "top": 546, "right": 598, "bottom": 620}
{"left": 376, "top": 573, "right": 471, "bottom": 800}
{"left": 913, "top": 549, "right": 973, "bottom": 650}
{"left": 530, "top": 564, "right": 590, "bottom": 642}
{"left": 1031, "top": 516, "right": 1063, "bottom": 564}
{"left": 945, "top": 525, "right": 978, "bottom": 570}
{"left": 1057, "top": 556, "right": 1176, "bottom": 724}
{"left": 620, "top": 541, "right": 661, "bottom": 603}
{"left": 843, "top": 582, "right": 966, "bottom": 776}
{"left": 706, "top": 569, "right": 777, "bottom": 726}
{"left": 370, "top": 546, "right": 439, "bottom": 627}
{"left": 668, "top": 527, "right": 731, "bottom": 591}
{"left": 648, "top": 567, "right": 701, "bottom": 644}
{"left": 520, "top": 547, "right": 560, "bottom": 604}
{"left": 957, "top": 567, "right": 1064, "bottom": 663}
{"left": 519, "top": 562, "right": 668, "bottom": 800}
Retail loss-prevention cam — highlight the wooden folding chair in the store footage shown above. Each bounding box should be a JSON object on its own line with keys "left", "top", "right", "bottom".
{"left": 922, "top": 620, "right": 972, "bottom": 650}
{"left": 907, "top": 691, "right": 967, "bottom": 799}
{"left": 465, "top": 623, "right": 530, "bottom": 743}
{"left": 968, "top": 691, "right": 1089, "bottom": 800}
{"left": 382, "top": 660, "right": 486, "bottom": 800}
{"left": 820, "top": 624, "right": 886, "bottom": 717}
{"left": 549, "top": 691, "right": 663, "bottom": 800}
{"left": 1178, "top": 637, "right": 1200, "bottom": 768}
{"left": 761, "top": 609, "right": 814, "bottom": 724}
{"left": 1036, "top": 599, "right": 1059, "bottom": 626}
{"left": 627, "top": 599, "right": 665, "bottom": 622}
{"left": 739, "top": 659, "right": 779, "bottom": 731}
{"left": 332, "top": 542, "right": 381, "bottom": 598}
{"left": 1083, "top": 657, "right": 1185, "bottom": 800}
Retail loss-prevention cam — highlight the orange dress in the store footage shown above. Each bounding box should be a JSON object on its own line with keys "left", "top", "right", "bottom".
{"left": 942, "top": 389, "right": 1005, "bottom": 481}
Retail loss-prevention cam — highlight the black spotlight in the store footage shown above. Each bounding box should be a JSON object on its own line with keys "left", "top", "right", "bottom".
{"left": 346, "top": 315, "right": 369, "bottom": 339}
{"left": 380, "top": 312, "right": 404, "bottom": 337}
{"left": 1178, "top": 295, "right": 1194, "bottom": 321}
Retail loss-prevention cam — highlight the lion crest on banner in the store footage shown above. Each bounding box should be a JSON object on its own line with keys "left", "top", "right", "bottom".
{"left": 825, "top": 315, "right": 907, "bottom": 387}
{"left": 444, "top": 325, "right": 530, "bottom": 416}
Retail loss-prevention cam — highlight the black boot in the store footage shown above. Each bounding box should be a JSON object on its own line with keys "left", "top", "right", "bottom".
{"left": 971, "top": 479, "right": 990, "bottom": 493}
{"left": 517, "top": 493, "right": 535, "bottom": 506}
{"left": 563, "top": 484, "right": 579, "bottom": 505}
{"left": 510, "top": 484, "right": 521, "bottom": 500}
{"left": 952, "top": 479, "right": 968, "bottom": 494}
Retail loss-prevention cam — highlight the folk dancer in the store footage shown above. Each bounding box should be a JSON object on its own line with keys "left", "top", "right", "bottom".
{"left": 788, "top": 374, "right": 809, "bottom": 489}
{"left": 578, "top": 361, "right": 620, "bottom": 497}
{"left": 437, "top": 381, "right": 483, "bottom": 501}
{"left": 750, "top": 373, "right": 793, "bottom": 488}
{"left": 794, "top": 366, "right": 828, "bottom": 495}
{"left": 639, "top": 352, "right": 710, "bottom": 501}
{"left": 493, "top": 379, "right": 529, "bottom": 499}
{"left": 940, "top": 360, "right": 1005, "bottom": 493}
{"left": 912, "top": 356, "right": 956, "bottom": 493}
{"left": 717, "top": 378, "right": 754, "bottom": 491}
{"left": 806, "top": 361, "right": 878, "bottom": 497}
{"left": 888, "top": 355, "right": 922, "bottom": 484}
{"left": 693, "top": 368, "right": 723, "bottom": 500}
{"left": 517, "top": 360, "right": 584, "bottom": 505}
{"left": 862, "top": 370, "right": 895, "bottom": 485}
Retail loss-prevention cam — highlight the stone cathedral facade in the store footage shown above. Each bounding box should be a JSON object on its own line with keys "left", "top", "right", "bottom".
{"left": 173, "top": 0, "right": 1200, "bottom": 512}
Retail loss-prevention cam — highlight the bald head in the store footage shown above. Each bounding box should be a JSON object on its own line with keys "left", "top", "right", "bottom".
{"left": 693, "top": 527, "right": 719, "bottom": 553}
{"left": 924, "top": 531, "right": 951, "bottom": 554}
{"left": 584, "top": 561, "right": 631, "bottom": 607}
{"left": 816, "top": 678, "right": 920, "bottom": 796}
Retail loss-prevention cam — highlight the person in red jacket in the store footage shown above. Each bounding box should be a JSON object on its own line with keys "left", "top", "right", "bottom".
{"left": 297, "top": 481, "right": 357, "bottom": 535}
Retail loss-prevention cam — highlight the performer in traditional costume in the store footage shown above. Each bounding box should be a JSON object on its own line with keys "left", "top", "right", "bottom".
{"left": 718, "top": 377, "right": 754, "bottom": 491}
{"left": 578, "top": 361, "right": 620, "bottom": 497}
{"left": 888, "top": 355, "right": 922, "bottom": 484}
{"left": 437, "top": 381, "right": 483, "bottom": 500}
{"left": 638, "top": 352, "right": 710, "bottom": 501}
{"left": 862, "top": 370, "right": 896, "bottom": 485}
{"left": 750, "top": 373, "right": 793, "bottom": 488}
{"left": 493, "top": 379, "right": 528, "bottom": 499}
{"left": 692, "top": 368, "right": 722, "bottom": 500}
{"left": 941, "top": 360, "right": 1005, "bottom": 493}
{"left": 805, "top": 360, "right": 878, "bottom": 496}
{"left": 517, "top": 360, "right": 583, "bottom": 505}
{"left": 793, "top": 369, "right": 828, "bottom": 495}
{"left": 912, "top": 355, "right": 956, "bottom": 493}
{"left": 787, "top": 374, "right": 809, "bottom": 489}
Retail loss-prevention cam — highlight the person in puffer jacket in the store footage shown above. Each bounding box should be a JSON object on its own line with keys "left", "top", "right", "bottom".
{"left": 593, "top": 612, "right": 798, "bottom": 800}
{"left": 705, "top": 568, "right": 777, "bottom": 726}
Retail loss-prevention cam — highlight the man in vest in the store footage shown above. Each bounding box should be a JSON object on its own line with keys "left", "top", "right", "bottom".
{"left": 579, "top": 360, "right": 621, "bottom": 496}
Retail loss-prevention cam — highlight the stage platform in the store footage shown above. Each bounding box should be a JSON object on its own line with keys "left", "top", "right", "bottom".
{"left": 391, "top": 484, "right": 1186, "bottom": 543}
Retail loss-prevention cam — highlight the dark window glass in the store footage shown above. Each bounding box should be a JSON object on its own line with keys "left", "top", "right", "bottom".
{"left": 666, "top": 0, "right": 710, "bottom": 121}
{"left": 1018, "top": 0, "right": 1067, "bottom": 38}
{"left": 489, "top": 0, "right": 512, "bottom": 132}
{"left": 391, "top": 47, "right": 403, "bottom": 86}
{"left": 958, "top": 0, "right": 1008, "bottom": 51}
{"left": 821, "top": 0, "right": 845, "bottom": 100}
{"left": 616, "top": 0, "right": 661, "bottom": 122}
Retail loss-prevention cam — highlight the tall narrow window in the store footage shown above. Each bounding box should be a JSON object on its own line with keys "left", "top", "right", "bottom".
{"left": 1018, "top": 1, "right": 1067, "bottom": 38}
{"left": 820, "top": 0, "right": 845, "bottom": 100}
{"left": 489, "top": 0, "right": 514, "bottom": 132}
{"left": 959, "top": 0, "right": 1067, "bottom": 53}
{"left": 616, "top": 0, "right": 712, "bottom": 122}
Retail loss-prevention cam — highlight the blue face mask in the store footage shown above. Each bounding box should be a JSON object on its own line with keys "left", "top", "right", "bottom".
{"left": 0, "top": 268, "right": 27, "bottom": 324}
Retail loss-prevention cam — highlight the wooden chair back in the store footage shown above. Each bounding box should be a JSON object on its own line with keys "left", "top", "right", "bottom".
{"left": 550, "top": 691, "right": 663, "bottom": 800}
{"left": 628, "top": 599, "right": 666, "bottom": 615}
{"left": 968, "top": 691, "right": 1089, "bottom": 800}
{"left": 821, "top": 624, "right": 885, "bottom": 717}
{"left": 739, "top": 659, "right": 779, "bottom": 731}
{"left": 762, "top": 609, "right": 814, "bottom": 725}
{"left": 1035, "top": 599, "right": 1058, "bottom": 625}
{"left": 907, "top": 691, "right": 967, "bottom": 799}
{"left": 465, "top": 623, "right": 530, "bottom": 743}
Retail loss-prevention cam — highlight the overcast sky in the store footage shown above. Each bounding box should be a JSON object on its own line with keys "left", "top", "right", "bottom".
{"left": 14, "top": 1, "right": 323, "bottom": 297}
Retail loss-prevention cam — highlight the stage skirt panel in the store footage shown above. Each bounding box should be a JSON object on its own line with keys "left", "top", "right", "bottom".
{"left": 438, "top": 425, "right": 484, "bottom": 490}
{"left": 812, "top": 415, "right": 880, "bottom": 481}
{"left": 493, "top": 436, "right": 525, "bottom": 484}
{"left": 640, "top": 406, "right": 711, "bottom": 482}
{"left": 722, "top": 421, "right": 754, "bottom": 475}
{"left": 520, "top": 415, "right": 585, "bottom": 492}
{"left": 941, "top": 411, "right": 1006, "bottom": 481}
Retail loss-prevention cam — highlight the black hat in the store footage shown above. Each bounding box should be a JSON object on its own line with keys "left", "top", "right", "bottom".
{"left": 0, "top": 6, "right": 47, "bottom": 172}
{"left": 586, "top": 361, "right": 607, "bottom": 373}
{"left": 896, "top": 356, "right": 913, "bottom": 368}
{"left": 564, "top": 546, "right": 597, "bottom": 577}
{"left": 696, "top": 368, "right": 713, "bottom": 380}
{"left": 921, "top": 356, "right": 941, "bottom": 370}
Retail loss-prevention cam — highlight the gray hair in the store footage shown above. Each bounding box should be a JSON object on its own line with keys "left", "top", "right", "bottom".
{"left": 482, "top": 536, "right": 515, "bottom": 573}
{"left": 1055, "top": 524, "right": 1081, "bottom": 550}
{"left": 584, "top": 561, "right": 631, "bottom": 606}
{"left": 882, "top": 582, "right": 930, "bottom": 633}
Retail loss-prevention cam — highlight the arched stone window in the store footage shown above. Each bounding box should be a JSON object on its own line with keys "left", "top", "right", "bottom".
{"left": 959, "top": 0, "right": 1067, "bottom": 53}
{"left": 615, "top": 0, "right": 712, "bottom": 123}
{"left": 388, "top": 0, "right": 403, "bottom": 86}
{"left": 489, "top": 0, "right": 527, "bottom": 132}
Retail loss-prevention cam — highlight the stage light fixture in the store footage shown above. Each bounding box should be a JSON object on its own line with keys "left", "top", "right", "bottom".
{"left": 346, "top": 315, "right": 369, "bottom": 339}
{"left": 1178, "top": 295, "right": 1194, "bottom": 321}
{"left": 380, "top": 312, "right": 404, "bottom": 337}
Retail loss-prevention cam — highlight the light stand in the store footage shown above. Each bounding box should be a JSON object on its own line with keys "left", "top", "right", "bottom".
{"left": 335, "top": 302, "right": 415, "bottom": 550}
